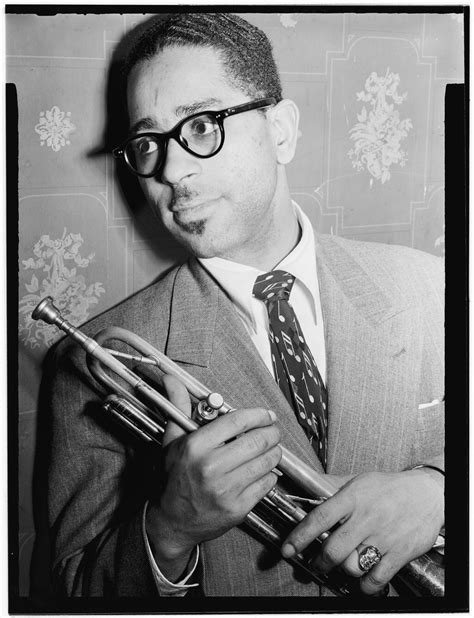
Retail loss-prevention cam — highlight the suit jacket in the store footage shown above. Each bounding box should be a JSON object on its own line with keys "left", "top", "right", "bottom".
{"left": 45, "top": 234, "right": 444, "bottom": 597}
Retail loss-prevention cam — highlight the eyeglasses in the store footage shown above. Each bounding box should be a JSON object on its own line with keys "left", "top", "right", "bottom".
{"left": 112, "top": 97, "right": 276, "bottom": 178}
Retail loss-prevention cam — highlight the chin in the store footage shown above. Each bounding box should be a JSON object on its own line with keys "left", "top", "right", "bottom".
{"left": 172, "top": 224, "right": 218, "bottom": 259}
{"left": 185, "top": 241, "right": 221, "bottom": 260}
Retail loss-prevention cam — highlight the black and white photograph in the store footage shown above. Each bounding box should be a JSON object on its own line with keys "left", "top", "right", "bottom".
{"left": 7, "top": 5, "right": 467, "bottom": 614}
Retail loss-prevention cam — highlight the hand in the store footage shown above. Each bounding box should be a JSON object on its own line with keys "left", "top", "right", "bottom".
{"left": 281, "top": 470, "right": 444, "bottom": 595}
{"left": 146, "top": 375, "right": 282, "bottom": 580}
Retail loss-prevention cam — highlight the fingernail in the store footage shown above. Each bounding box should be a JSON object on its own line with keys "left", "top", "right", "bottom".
{"left": 268, "top": 409, "right": 277, "bottom": 422}
{"left": 281, "top": 543, "right": 296, "bottom": 558}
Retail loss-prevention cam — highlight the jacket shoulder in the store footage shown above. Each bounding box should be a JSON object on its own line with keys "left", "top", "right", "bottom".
{"left": 317, "top": 233, "right": 442, "bottom": 265}
{"left": 316, "top": 234, "right": 444, "bottom": 295}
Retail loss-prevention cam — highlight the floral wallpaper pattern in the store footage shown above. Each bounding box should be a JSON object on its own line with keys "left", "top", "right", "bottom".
{"left": 348, "top": 70, "right": 413, "bottom": 184}
{"left": 19, "top": 230, "right": 105, "bottom": 349}
{"left": 34, "top": 105, "right": 76, "bottom": 152}
{"left": 8, "top": 10, "right": 463, "bottom": 597}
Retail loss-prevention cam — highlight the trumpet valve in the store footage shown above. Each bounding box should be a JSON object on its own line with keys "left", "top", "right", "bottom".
{"left": 193, "top": 392, "right": 224, "bottom": 425}
{"left": 206, "top": 392, "right": 224, "bottom": 410}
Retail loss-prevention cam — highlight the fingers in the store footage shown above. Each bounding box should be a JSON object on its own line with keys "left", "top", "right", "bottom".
{"left": 162, "top": 374, "right": 281, "bottom": 491}
{"left": 239, "top": 468, "right": 280, "bottom": 513}
{"left": 162, "top": 375, "right": 277, "bottom": 450}
{"left": 216, "top": 448, "right": 282, "bottom": 518}
{"left": 312, "top": 531, "right": 362, "bottom": 577}
{"left": 162, "top": 374, "right": 192, "bottom": 415}
{"left": 284, "top": 506, "right": 401, "bottom": 596}
{"left": 338, "top": 541, "right": 373, "bottom": 578}
{"left": 355, "top": 541, "right": 412, "bottom": 596}
{"left": 229, "top": 444, "right": 282, "bottom": 494}
{"left": 284, "top": 512, "right": 395, "bottom": 595}
{"left": 213, "top": 423, "right": 281, "bottom": 473}
{"left": 334, "top": 541, "right": 396, "bottom": 596}
{"left": 280, "top": 469, "right": 442, "bottom": 596}
{"left": 281, "top": 489, "right": 352, "bottom": 559}
{"left": 358, "top": 550, "right": 399, "bottom": 596}
{"left": 279, "top": 490, "right": 394, "bottom": 597}
{"left": 190, "top": 433, "right": 282, "bottom": 510}
{"left": 196, "top": 406, "right": 278, "bottom": 448}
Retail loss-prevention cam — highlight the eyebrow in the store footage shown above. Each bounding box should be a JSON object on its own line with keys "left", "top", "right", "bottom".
{"left": 128, "top": 98, "right": 222, "bottom": 137}
{"left": 128, "top": 117, "right": 156, "bottom": 136}
{"left": 175, "top": 98, "right": 222, "bottom": 118}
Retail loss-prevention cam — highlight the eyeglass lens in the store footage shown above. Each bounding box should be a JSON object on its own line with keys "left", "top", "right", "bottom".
{"left": 125, "top": 113, "right": 222, "bottom": 176}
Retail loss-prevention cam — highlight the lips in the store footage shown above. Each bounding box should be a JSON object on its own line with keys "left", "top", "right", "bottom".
{"left": 171, "top": 200, "right": 207, "bottom": 213}
{"left": 171, "top": 196, "right": 220, "bottom": 218}
{"left": 170, "top": 200, "right": 215, "bottom": 227}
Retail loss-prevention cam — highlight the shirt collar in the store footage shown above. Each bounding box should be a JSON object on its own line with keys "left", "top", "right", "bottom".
{"left": 198, "top": 202, "right": 319, "bottom": 330}
{"left": 276, "top": 202, "right": 317, "bottom": 302}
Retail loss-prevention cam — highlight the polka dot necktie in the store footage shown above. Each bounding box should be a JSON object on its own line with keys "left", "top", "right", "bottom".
{"left": 253, "top": 270, "right": 328, "bottom": 468}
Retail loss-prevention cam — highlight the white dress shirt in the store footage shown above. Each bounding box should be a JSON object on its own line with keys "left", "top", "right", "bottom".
{"left": 146, "top": 201, "right": 326, "bottom": 594}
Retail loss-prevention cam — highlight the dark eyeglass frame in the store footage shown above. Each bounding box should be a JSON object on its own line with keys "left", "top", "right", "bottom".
{"left": 112, "top": 97, "right": 277, "bottom": 178}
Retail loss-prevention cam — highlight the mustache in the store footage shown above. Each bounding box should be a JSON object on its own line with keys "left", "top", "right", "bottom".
{"left": 168, "top": 185, "right": 199, "bottom": 209}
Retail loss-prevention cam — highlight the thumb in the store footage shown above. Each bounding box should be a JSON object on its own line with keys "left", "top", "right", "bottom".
{"left": 161, "top": 374, "right": 192, "bottom": 447}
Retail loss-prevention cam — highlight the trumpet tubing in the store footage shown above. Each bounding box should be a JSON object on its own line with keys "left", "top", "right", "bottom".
{"left": 32, "top": 296, "right": 444, "bottom": 597}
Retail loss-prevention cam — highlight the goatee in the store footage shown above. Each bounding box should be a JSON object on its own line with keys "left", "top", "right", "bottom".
{"left": 176, "top": 217, "right": 206, "bottom": 235}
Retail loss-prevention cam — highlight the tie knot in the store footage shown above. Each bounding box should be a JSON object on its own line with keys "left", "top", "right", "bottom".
{"left": 253, "top": 270, "right": 295, "bottom": 302}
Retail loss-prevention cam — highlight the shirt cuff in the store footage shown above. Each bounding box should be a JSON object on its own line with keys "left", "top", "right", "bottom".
{"left": 142, "top": 501, "right": 200, "bottom": 596}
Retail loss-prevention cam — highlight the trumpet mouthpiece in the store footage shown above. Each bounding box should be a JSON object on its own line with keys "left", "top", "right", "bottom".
{"left": 32, "top": 296, "right": 61, "bottom": 325}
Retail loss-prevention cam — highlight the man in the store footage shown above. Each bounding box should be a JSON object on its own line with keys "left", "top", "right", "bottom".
{"left": 45, "top": 13, "right": 444, "bottom": 598}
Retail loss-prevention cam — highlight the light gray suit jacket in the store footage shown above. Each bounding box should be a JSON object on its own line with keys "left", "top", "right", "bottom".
{"left": 46, "top": 234, "right": 444, "bottom": 597}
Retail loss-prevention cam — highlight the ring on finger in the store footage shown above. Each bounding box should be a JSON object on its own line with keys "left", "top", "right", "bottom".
{"left": 358, "top": 545, "right": 382, "bottom": 572}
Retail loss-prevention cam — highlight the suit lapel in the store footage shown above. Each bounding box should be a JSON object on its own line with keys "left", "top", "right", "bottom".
{"left": 315, "top": 235, "right": 424, "bottom": 474}
{"left": 165, "top": 259, "right": 324, "bottom": 471}
{"left": 164, "top": 260, "right": 217, "bottom": 367}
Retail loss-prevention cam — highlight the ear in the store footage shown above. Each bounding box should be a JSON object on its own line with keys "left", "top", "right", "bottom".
{"left": 267, "top": 99, "right": 300, "bottom": 165}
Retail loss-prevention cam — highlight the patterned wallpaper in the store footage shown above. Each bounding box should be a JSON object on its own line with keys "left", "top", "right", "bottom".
{"left": 9, "top": 10, "right": 463, "bottom": 597}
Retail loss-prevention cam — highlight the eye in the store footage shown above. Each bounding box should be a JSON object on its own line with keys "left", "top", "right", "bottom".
{"left": 188, "top": 116, "right": 218, "bottom": 137}
{"left": 133, "top": 136, "right": 159, "bottom": 156}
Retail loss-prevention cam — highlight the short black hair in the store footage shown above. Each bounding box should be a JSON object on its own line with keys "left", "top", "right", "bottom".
{"left": 123, "top": 13, "right": 283, "bottom": 101}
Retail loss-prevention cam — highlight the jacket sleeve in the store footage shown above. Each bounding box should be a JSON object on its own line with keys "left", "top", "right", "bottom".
{"left": 415, "top": 252, "right": 445, "bottom": 465}
{"left": 43, "top": 337, "right": 162, "bottom": 597}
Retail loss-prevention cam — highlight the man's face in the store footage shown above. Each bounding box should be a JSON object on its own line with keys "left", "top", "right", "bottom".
{"left": 126, "top": 45, "right": 281, "bottom": 263}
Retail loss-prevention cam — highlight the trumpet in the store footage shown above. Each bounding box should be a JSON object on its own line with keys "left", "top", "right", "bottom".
{"left": 32, "top": 296, "right": 445, "bottom": 597}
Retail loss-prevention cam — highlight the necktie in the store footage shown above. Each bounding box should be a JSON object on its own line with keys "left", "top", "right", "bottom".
{"left": 253, "top": 270, "right": 328, "bottom": 468}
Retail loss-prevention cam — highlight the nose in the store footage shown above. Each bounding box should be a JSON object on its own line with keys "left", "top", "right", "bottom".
{"left": 159, "top": 137, "right": 201, "bottom": 185}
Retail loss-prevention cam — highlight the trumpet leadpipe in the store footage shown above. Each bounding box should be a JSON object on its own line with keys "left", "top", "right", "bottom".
{"left": 103, "top": 348, "right": 160, "bottom": 365}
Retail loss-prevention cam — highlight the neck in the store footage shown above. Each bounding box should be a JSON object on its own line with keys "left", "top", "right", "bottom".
{"left": 262, "top": 210, "right": 301, "bottom": 271}
{"left": 254, "top": 171, "right": 300, "bottom": 270}
{"left": 222, "top": 203, "right": 300, "bottom": 271}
